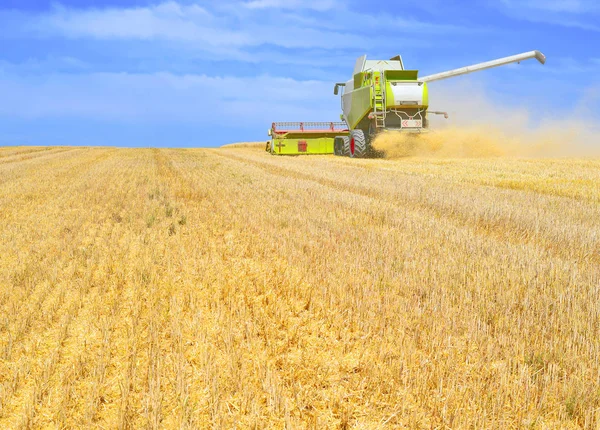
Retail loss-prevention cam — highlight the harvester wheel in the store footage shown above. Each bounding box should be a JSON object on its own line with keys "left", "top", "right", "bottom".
{"left": 349, "top": 129, "right": 368, "bottom": 158}
{"left": 342, "top": 136, "right": 351, "bottom": 156}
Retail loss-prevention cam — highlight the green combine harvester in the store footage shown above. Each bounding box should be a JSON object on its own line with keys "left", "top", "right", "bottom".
{"left": 267, "top": 50, "right": 546, "bottom": 157}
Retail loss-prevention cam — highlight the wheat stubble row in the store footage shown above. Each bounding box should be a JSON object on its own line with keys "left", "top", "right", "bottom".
{"left": 0, "top": 147, "right": 598, "bottom": 429}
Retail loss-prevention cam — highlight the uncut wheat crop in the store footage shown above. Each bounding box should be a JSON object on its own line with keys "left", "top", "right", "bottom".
{"left": 0, "top": 145, "right": 599, "bottom": 429}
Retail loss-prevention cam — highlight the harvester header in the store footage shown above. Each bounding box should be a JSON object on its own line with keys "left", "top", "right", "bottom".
{"left": 268, "top": 50, "right": 546, "bottom": 157}
{"left": 266, "top": 122, "right": 348, "bottom": 155}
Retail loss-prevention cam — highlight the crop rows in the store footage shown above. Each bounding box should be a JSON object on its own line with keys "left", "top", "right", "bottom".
{"left": 0, "top": 146, "right": 598, "bottom": 428}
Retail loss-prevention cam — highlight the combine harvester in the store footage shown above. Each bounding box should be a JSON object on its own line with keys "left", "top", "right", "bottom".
{"left": 267, "top": 50, "right": 546, "bottom": 157}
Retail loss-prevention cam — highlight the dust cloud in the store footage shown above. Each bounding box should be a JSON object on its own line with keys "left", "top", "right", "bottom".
{"left": 372, "top": 82, "right": 600, "bottom": 158}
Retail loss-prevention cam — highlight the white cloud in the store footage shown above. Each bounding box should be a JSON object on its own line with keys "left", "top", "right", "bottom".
{"left": 22, "top": 1, "right": 372, "bottom": 50}
{"left": 0, "top": 0, "right": 481, "bottom": 80}
{"left": 509, "top": 0, "right": 600, "bottom": 13}
{"left": 498, "top": 0, "right": 600, "bottom": 30}
{"left": 548, "top": 57, "right": 600, "bottom": 73}
{"left": 39, "top": 3, "right": 242, "bottom": 44}
{"left": 0, "top": 56, "right": 90, "bottom": 74}
{"left": 0, "top": 70, "right": 339, "bottom": 125}
{"left": 243, "top": 0, "right": 337, "bottom": 11}
{"left": 5, "top": 1, "right": 470, "bottom": 50}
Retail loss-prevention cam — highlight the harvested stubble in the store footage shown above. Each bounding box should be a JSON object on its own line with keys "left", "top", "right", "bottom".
{"left": 0, "top": 146, "right": 599, "bottom": 429}
{"left": 220, "top": 142, "right": 267, "bottom": 149}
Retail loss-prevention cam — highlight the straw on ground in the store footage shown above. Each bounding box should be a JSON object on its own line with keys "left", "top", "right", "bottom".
{"left": 0, "top": 146, "right": 599, "bottom": 428}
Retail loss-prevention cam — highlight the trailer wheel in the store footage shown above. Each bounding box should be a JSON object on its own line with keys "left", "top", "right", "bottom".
{"left": 342, "top": 136, "right": 351, "bottom": 156}
{"left": 349, "top": 129, "right": 368, "bottom": 158}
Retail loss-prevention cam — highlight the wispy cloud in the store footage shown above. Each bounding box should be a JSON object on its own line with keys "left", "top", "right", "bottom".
{"left": 3, "top": 1, "right": 470, "bottom": 49}
{"left": 40, "top": 2, "right": 213, "bottom": 42}
{"left": 545, "top": 57, "right": 600, "bottom": 73}
{"left": 243, "top": 0, "right": 337, "bottom": 11}
{"left": 12, "top": 1, "right": 372, "bottom": 51}
{"left": 0, "top": 0, "right": 491, "bottom": 89}
{"left": 0, "top": 69, "right": 337, "bottom": 125}
{"left": 498, "top": 0, "right": 600, "bottom": 31}
{"left": 0, "top": 0, "right": 475, "bottom": 78}
{"left": 507, "top": 0, "right": 600, "bottom": 13}
{"left": 0, "top": 56, "right": 90, "bottom": 74}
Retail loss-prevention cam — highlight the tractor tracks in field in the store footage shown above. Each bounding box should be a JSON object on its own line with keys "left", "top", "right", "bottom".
{"left": 214, "top": 150, "right": 600, "bottom": 268}
{"left": 0, "top": 147, "right": 83, "bottom": 166}
{"left": 0, "top": 149, "right": 153, "bottom": 428}
{"left": 0, "top": 148, "right": 118, "bottom": 220}
{"left": 0, "top": 147, "right": 92, "bottom": 189}
{"left": 0, "top": 149, "right": 126, "bottom": 427}
{"left": 0, "top": 147, "right": 55, "bottom": 159}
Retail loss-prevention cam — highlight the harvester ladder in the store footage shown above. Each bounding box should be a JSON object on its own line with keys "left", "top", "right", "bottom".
{"left": 372, "top": 72, "right": 386, "bottom": 128}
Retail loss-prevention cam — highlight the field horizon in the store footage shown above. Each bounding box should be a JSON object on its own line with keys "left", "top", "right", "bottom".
{"left": 1, "top": 145, "right": 599, "bottom": 428}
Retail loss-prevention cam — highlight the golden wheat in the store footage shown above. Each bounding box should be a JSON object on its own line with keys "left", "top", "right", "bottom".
{"left": 0, "top": 145, "right": 599, "bottom": 429}
{"left": 220, "top": 142, "right": 268, "bottom": 149}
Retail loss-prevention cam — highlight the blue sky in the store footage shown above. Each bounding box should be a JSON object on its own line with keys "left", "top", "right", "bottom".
{"left": 0, "top": 0, "right": 599, "bottom": 147}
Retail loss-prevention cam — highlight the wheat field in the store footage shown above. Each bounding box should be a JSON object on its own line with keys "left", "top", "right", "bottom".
{"left": 0, "top": 145, "right": 599, "bottom": 429}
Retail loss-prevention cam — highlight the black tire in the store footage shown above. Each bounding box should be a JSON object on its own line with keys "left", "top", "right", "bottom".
{"left": 349, "top": 129, "right": 368, "bottom": 158}
{"left": 342, "top": 136, "right": 351, "bottom": 156}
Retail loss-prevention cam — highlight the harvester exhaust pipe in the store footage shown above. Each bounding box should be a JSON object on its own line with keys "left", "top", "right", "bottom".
{"left": 419, "top": 50, "right": 546, "bottom": 83}
{"left": 333, "top": 83, "right": 346, "bottom": 95}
